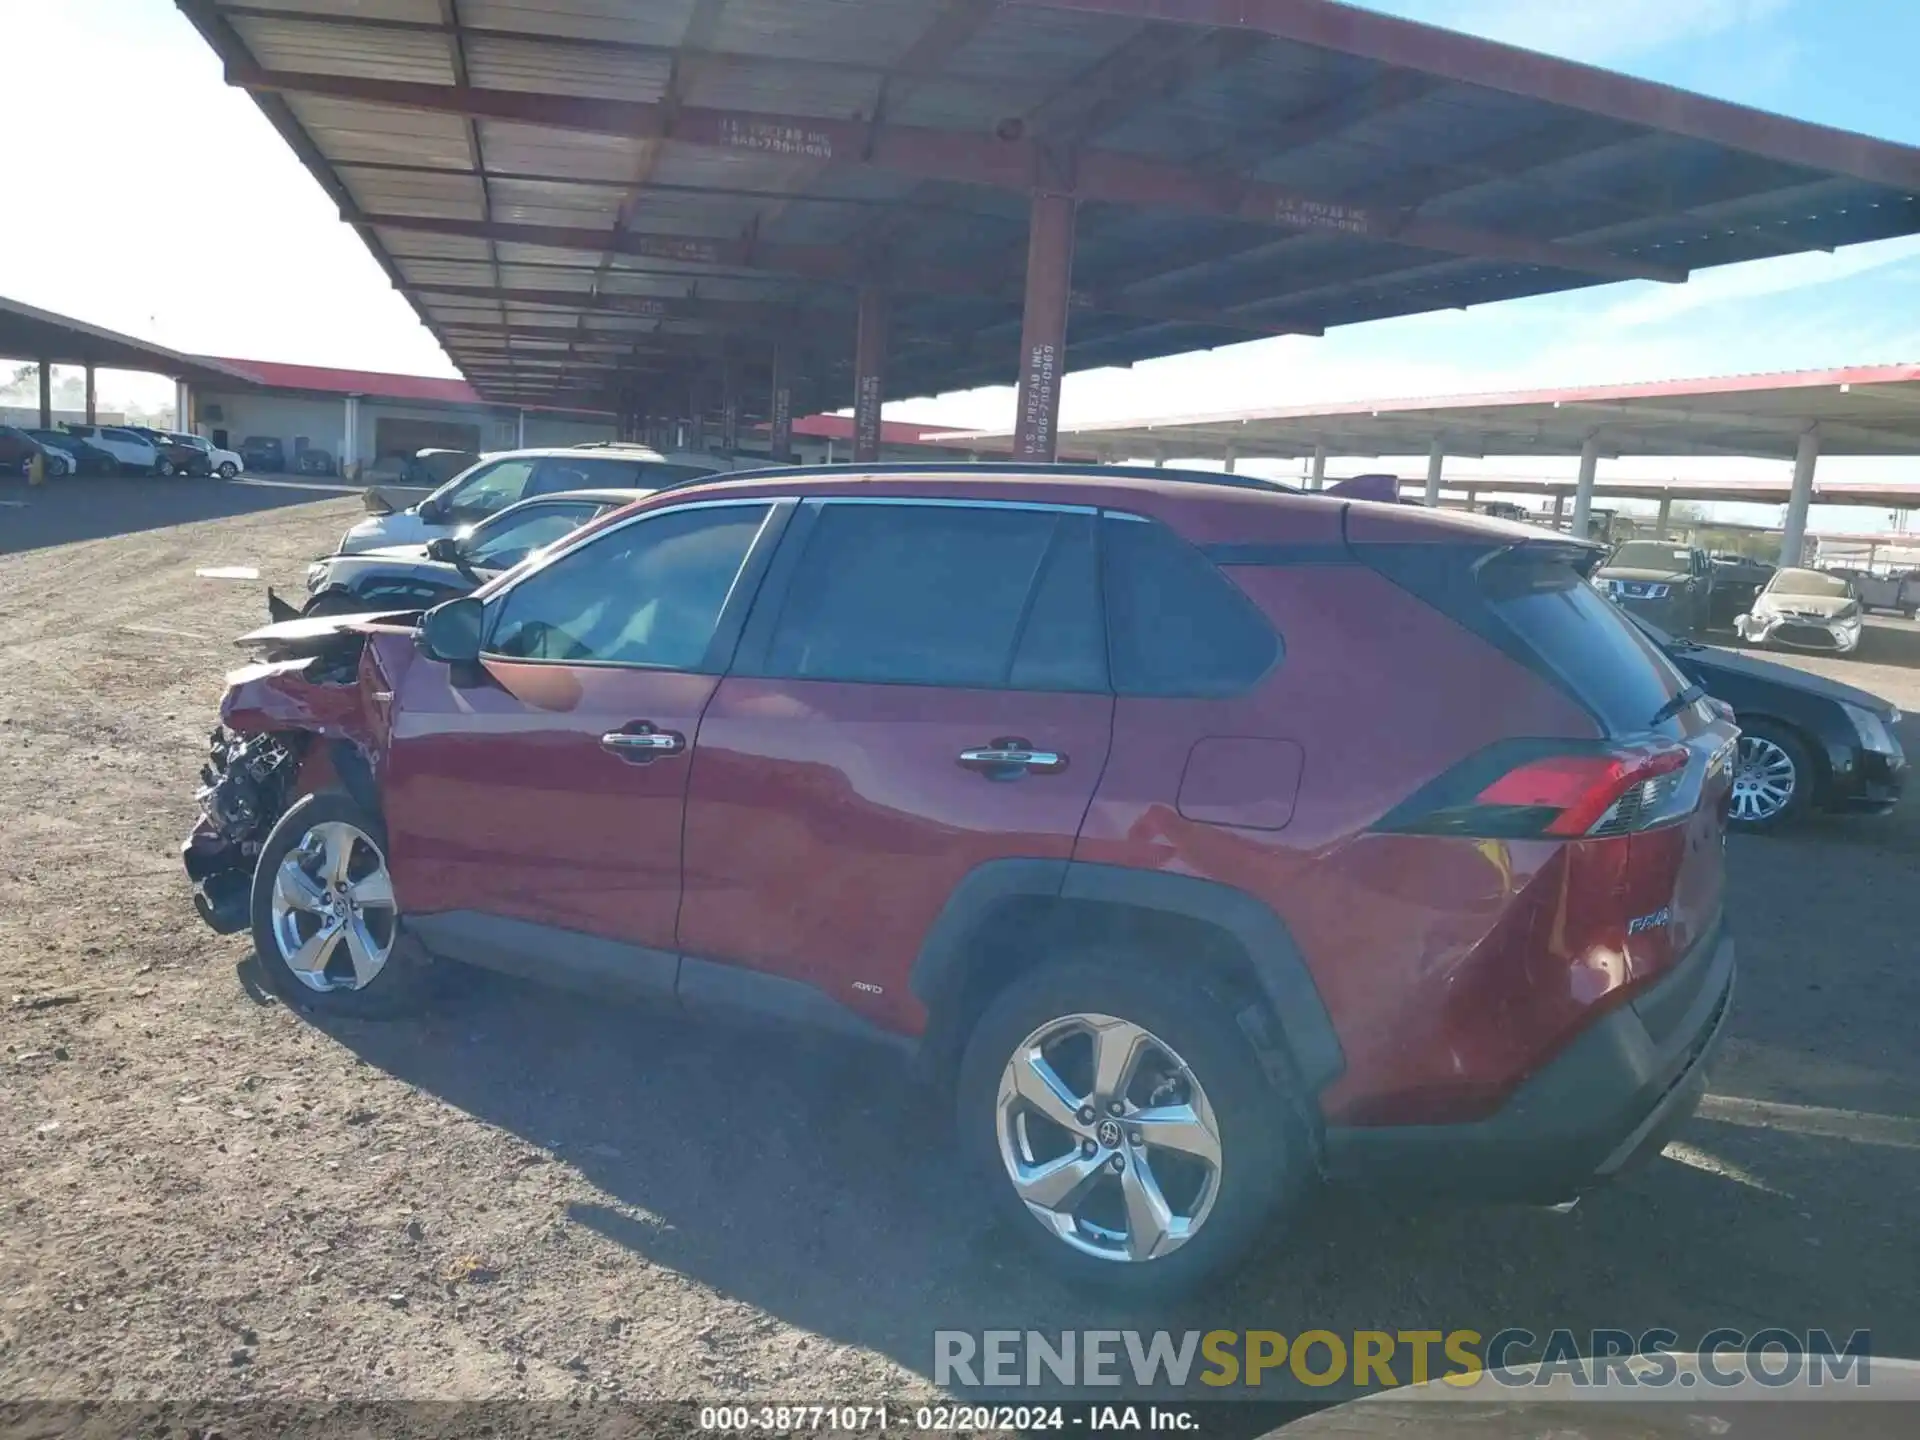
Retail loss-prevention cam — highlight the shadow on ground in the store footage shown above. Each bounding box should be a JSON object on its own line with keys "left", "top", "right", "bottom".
{"left": 308, "top": 806, "right": 1920, "bottom": 1399}
{"left": 0, "top": 474, "right": 359, "bottom": 555}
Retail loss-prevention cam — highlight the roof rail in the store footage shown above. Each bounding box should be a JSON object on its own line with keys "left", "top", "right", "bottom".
{"left": 708, "top": 459, "right": 1302, "bottom": 495}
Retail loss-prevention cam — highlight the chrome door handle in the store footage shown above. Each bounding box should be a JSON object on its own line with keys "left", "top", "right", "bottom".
{"left": 600, "top": 726, "right": 685, "bottom": 763}
{"left": 958, "top": 738, "right": 1066, "bottom": 777}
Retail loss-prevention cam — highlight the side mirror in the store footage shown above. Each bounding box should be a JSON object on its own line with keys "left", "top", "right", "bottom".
{"left": 418, "top": 596, "right": 484, "bottom": 665}
{"left": 425, "top": 535, "right": 460, "bottom": 564}
{"left": 417, "top": 498, "right": 447, "bottom": 524}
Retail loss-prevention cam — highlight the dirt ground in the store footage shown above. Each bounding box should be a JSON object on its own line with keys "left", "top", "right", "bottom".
{"left": 3, "top": 477, "right": 1918, "bottom": 1408}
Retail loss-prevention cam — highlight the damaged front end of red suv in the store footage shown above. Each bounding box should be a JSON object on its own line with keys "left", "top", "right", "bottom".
{"left": 181, "top": 609, "right": 419, "bottom": 933}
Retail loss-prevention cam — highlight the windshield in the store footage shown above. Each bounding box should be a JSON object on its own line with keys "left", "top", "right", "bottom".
{"left": 1609, "top": 542, "right": 1691, "bottom": 570}
{"left": 1770, "top": 569, "right": 1852, "bottom": 598}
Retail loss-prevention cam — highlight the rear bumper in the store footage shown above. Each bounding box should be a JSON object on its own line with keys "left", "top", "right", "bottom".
{"left": 1324, "top": 922, "right": 1734, "bottom": 1203}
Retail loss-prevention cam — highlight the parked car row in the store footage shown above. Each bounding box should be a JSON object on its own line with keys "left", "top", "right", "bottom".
{"left": 0, "top": 422, "right": 246, "bottom": 478}
{"left": 1589, "top": 540, "right": 1905, "bottom": 829}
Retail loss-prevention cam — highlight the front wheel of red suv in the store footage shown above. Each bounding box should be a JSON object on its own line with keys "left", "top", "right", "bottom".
{"left": 957, "top": 955, "right": 1308, "bottom": 1297}
{"left": 249, "top": 791, "right": 439, "bottom": 1018}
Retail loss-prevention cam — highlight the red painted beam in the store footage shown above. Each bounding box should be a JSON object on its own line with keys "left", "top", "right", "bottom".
{"left": 1007, "top": 0, "right": 1920, "bottom": 192}
{"left": 770, "top": 345, "right": 795, "bottom": 464}
{"left": 853, "top": 288, "right": 888, "bottom": 464}
{"left": 369, "top": 212, "right": 1321, "bottom": 335}
{"left": 232, "top": 65, "right": 1681, "bottom": 281}
{"left": 411, "top": 282, "right": 786, "bottom": 324}
{"left": 1014, "top": 194, "right": 1077, "bottom": 462}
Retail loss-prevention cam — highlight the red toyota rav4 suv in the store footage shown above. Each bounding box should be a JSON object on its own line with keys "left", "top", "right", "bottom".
{"left": 184, "top": 465, "right": 1737, "bottom": 1294}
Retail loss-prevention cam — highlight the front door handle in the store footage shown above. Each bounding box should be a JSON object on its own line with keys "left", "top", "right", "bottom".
{"left": 600, "top": 724, "right": 686, "bottom": 765}
{"left": 958, "top": 737, "right": 1067, "bottom": 778}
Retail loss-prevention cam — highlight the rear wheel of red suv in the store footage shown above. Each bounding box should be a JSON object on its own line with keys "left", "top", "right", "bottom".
{"left": 957, "top": 954, "right": 1306, "bottom": 1296}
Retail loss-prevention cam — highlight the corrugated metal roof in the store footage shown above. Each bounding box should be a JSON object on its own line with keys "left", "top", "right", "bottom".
{"left": 181, "top": 0, "right": 1920, "bottom": 422}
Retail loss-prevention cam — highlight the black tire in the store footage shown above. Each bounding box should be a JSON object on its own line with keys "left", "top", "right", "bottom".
{"left": 956, "top": 953, "right": 1308, "bottom": 1297}
{"left": 218, "top": 461, "right": 238, "bottom": 479}
{"left": 155, "top": 458, "right": 174, "bottom": 477}
{"left": 248, "top": 790, "right": 438, "bottom": 1018}
{"left": 1728, "top": 719, "right": 1816, "bottom": 832}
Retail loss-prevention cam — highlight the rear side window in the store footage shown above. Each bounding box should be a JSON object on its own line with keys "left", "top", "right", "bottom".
{"left": 1372, "top": 542, "right": 1688, "bottom": 736}
{"left": 635, "top": 462, "right": 718, "bottom": 486}
{"left": 531, "top": 456, "right": 655, "bottom": 494}
{"left": 764, "top": 503, "right": 1105, "bottom": 691}
{"left": 1101, "top": 515, "right": 1279, "bottom": 697}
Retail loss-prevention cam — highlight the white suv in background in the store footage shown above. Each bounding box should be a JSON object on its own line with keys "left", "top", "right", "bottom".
{"left": 61, "top": 425, "right": 164, "bottom": 475}
{"left": 336, "top": 446, "right": 725, "bottom": 553}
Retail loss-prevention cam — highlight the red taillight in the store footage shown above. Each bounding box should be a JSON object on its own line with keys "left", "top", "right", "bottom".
{"left": 1476, "top": 744, "right": 1689, "bottom": 837}
{"left": 1379, "top": 737, "right": 1703, "bottom": 840}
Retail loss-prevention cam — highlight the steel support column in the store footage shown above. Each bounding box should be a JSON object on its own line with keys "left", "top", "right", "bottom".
{"left": 719, "top": 361, "right": 740, "bottom": 455}
{"left": 1423, "top": 440, "right": 1444, "bottom": 507}
{"left": 1780, "top": 427, "right": 1821, "bottom": 567}
{"left": 516, "top": 409, "right": 527, "bottom": 448}
{"left": 1222, "top": 446, "right": 1237, "bottom": 474}
{"left": 176, "top": 379, "right": 192, "bottom": 434}
{"left": 342, "top": 395, "right": 360, "bottom": 470}
{"left": 38, "top": 362, "right": 52, "bottom": 429}
{"left": 1552, "top": 493, "right": 1566, "bottom": 524}
{"left": 1309, "top": 445, "right": 1326, "bottom": 490}
{"left": 83, "top": 365, "right": 96, "bottom": 425}
{"left": 769, "top": 346, "right": 794, "bottom": 464}
{"left": 1013, "top": 192, "right": 1076, "bottom": 462}
{"left": 853, "top": 286, "right": 888, "bottom": 464}
{"left": 1571, "top": 435, "right": 1601, "bottom": 538}
{"left": 1655, "top": 495, "right": 1673, "bottom": 537}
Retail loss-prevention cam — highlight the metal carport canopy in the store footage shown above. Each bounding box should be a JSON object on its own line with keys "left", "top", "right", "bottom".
{"left": 176, "top": 0, "right": 1920, "bottom": 463}
{"left": 930, "top": 363, "right": 1920, "bottom": 461}
{"left": 0, "top": 294, "right": 248, "bottom": 389}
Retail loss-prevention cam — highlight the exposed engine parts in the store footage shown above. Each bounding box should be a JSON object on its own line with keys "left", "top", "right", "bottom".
{"left": 199, "top": 729, "right": 296, "bottom": 841}
{"left": 182, "top": 729, "right": 300, "bottom": 933}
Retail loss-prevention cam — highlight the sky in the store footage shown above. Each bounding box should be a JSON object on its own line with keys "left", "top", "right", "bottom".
{"left": 4, "top": 0, "right": 1920, "bottom": 530}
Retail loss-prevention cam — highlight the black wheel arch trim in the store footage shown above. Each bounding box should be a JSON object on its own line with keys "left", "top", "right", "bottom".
{"left": 910, "top": 857, "right": 1344, "bottom": 1097}
{"left": 327, "top": 739, "right": 381, "bottom": 820}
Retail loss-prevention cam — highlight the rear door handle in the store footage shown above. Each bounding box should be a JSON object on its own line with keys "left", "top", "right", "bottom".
{"left": 600, "top": 724, "right": 686, "bottom": 764}
{"left": 958, "top": 737, "right": 1067, "bottom": 778}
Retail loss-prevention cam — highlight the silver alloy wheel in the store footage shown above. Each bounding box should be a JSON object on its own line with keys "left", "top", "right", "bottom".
{"left": 267, "top": 820, "right": 398, "bottom": 992}
{"left": 1731, "top": 734, "right": 1797, "bottom": 823}
{"left": 995, "top": 1012, "right": 1223, "bottom": 1263}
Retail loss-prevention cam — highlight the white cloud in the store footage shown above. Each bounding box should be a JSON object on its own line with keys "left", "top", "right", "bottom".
{"left": 1592, "top": 234, "right": 1920, "bottom": 332}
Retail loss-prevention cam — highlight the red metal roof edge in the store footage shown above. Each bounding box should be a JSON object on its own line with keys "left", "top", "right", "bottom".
{"left": 194, "top": 356, "right": 483, "bottom": 405}
{"left": 930, "top": 362, "right": 1920, "bottom": 441}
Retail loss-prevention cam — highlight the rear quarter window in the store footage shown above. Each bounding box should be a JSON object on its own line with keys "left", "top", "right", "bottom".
{"left": 1480, "top": 550, "right": 1690, "bottom": 735}
{"left": 1101, "top": 514, "right": 1279, "bottom": 697}
{"left": 1362, "top": 542, "right": 1688, "bottom": 737}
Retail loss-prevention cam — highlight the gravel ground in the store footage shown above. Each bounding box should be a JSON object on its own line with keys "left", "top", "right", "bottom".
{"left": 3, "top": 477, "right": 1918, "bottom": 1410}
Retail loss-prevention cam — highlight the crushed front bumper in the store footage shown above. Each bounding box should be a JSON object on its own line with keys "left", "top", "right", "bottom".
{"left": 1324, "top": 922, "right": 1734, "bottom": 1203}
{"left": 1735, "top": 611, "right": 1862, "bottom": 653}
